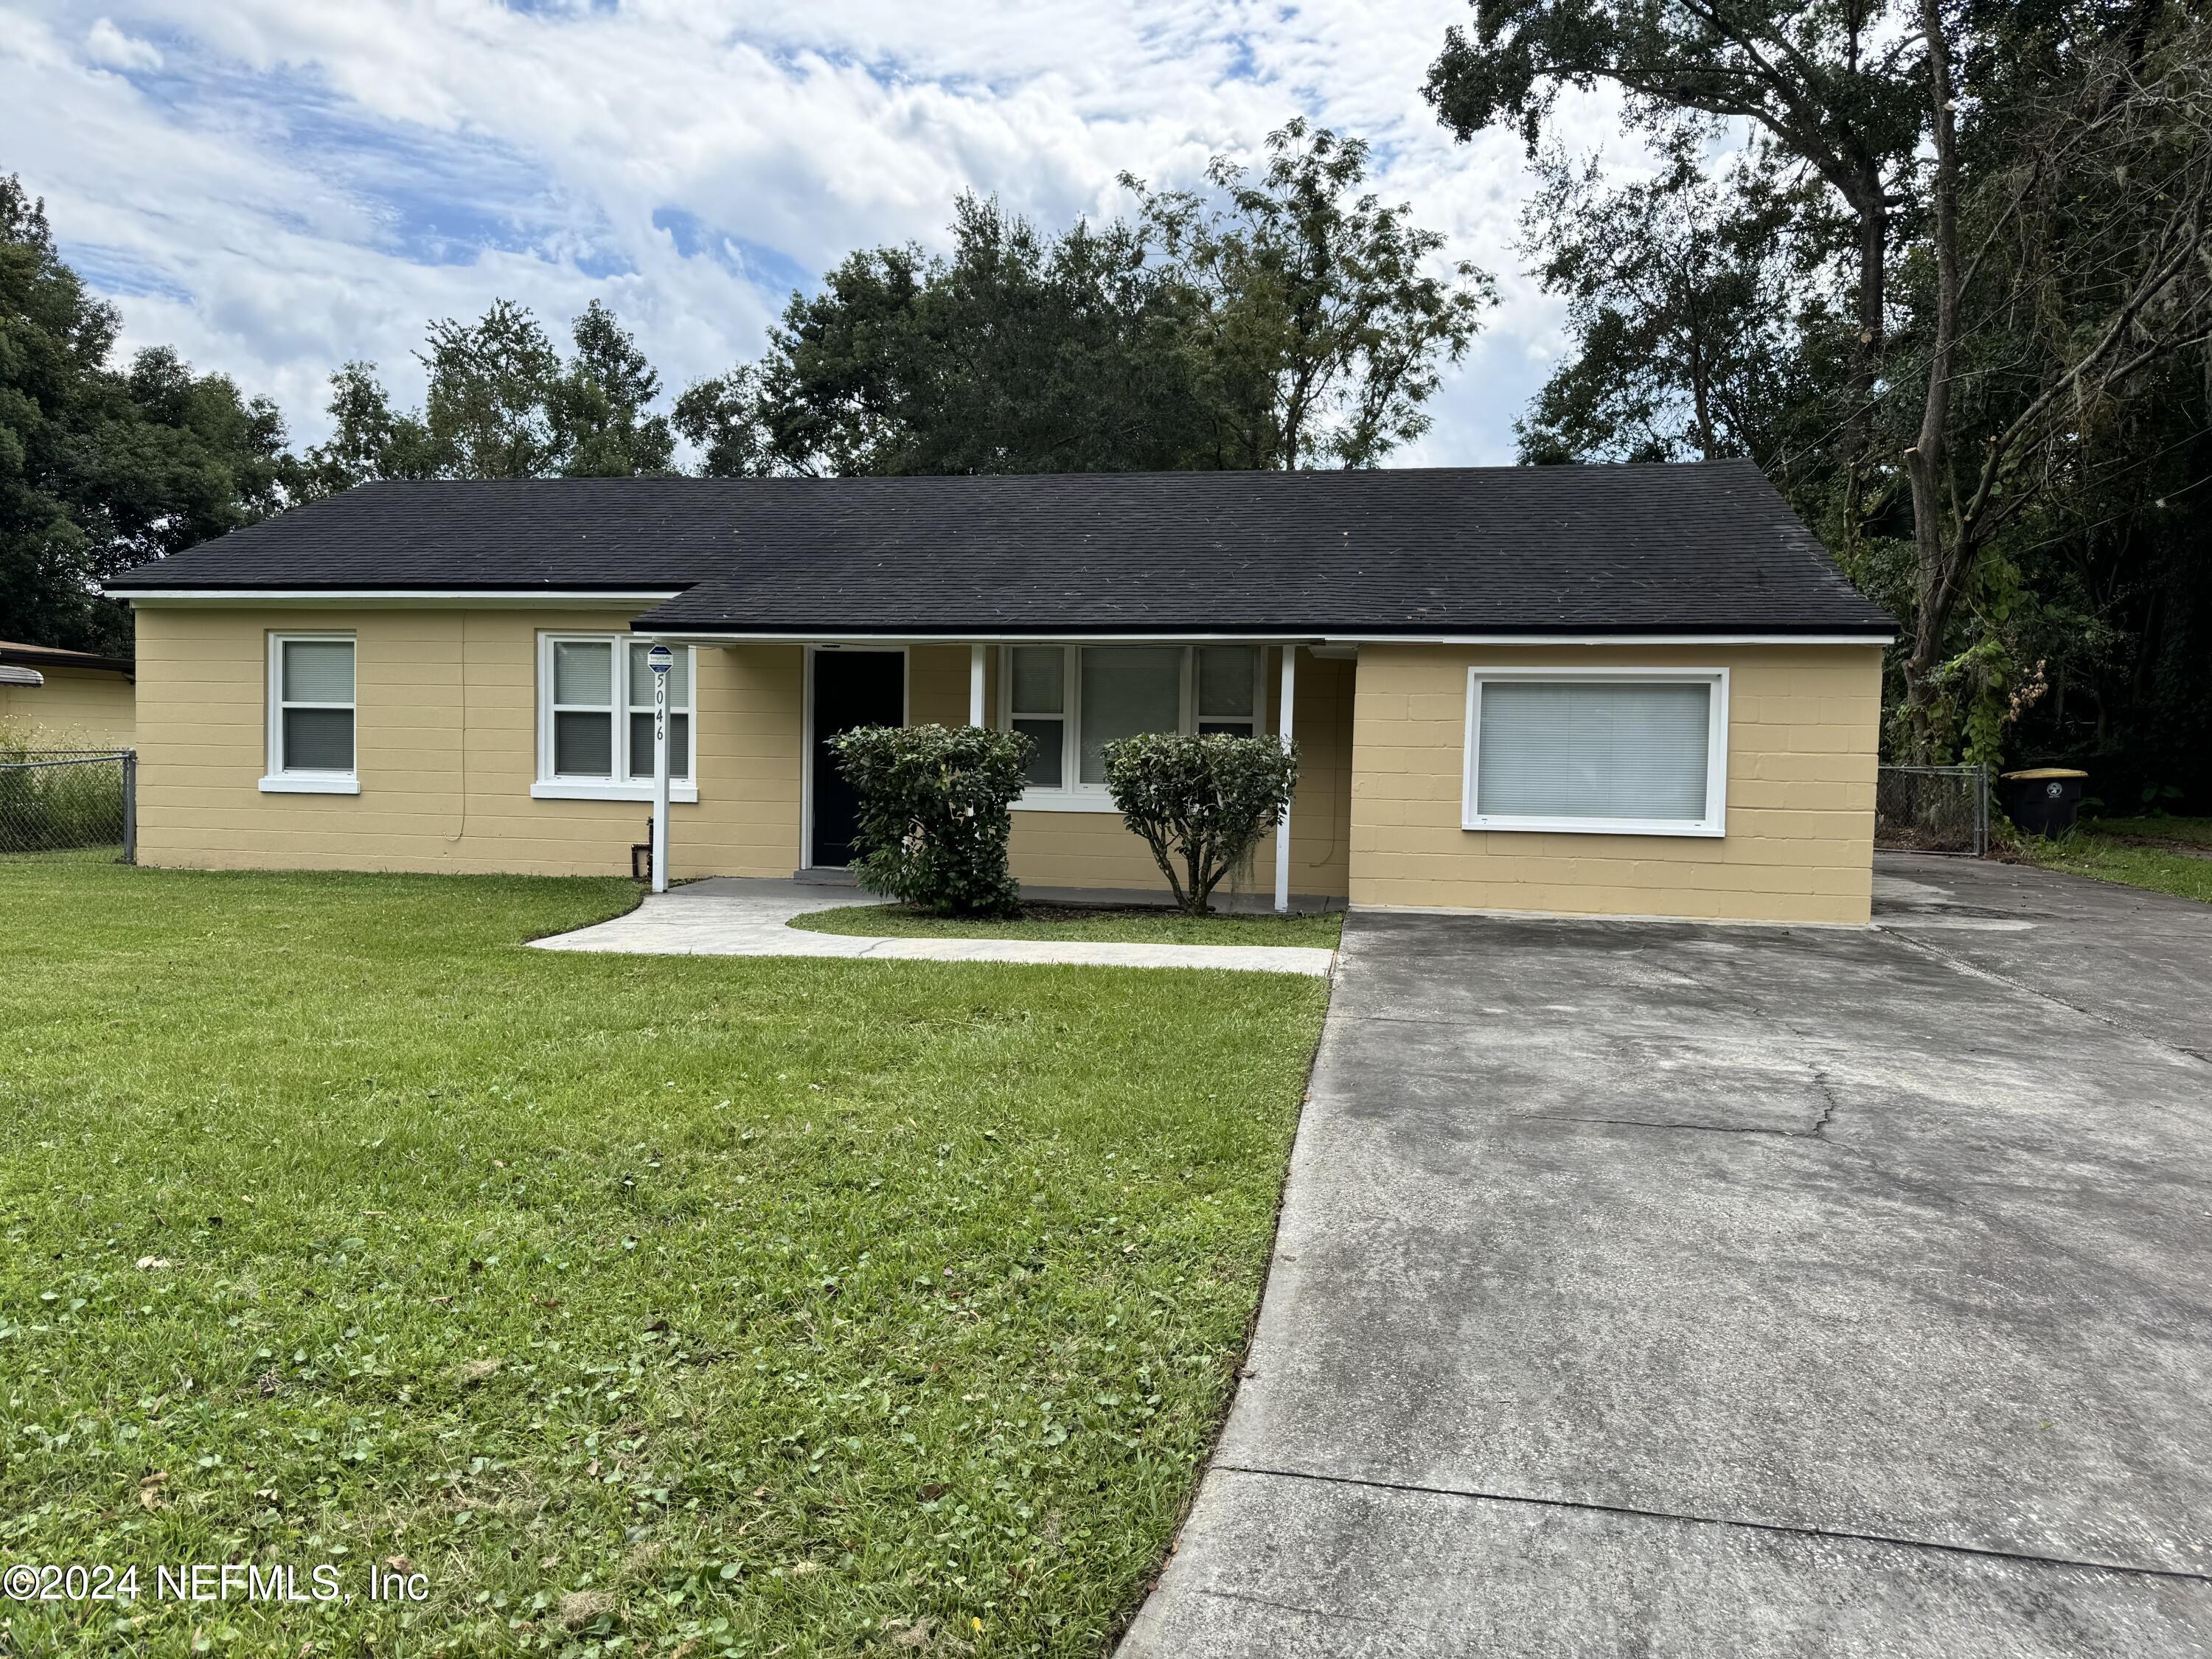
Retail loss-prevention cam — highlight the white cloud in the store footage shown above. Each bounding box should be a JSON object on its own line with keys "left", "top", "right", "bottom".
{"left": 5, "top": 0, "right": 1637, "bottom": 464}
{"left": 83, "top": 15, "right": 160, "bottom": 71}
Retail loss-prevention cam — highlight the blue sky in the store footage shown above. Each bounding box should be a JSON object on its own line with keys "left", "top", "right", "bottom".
{"left": 4, "top": 1, "right": 1638, "bottom": 465}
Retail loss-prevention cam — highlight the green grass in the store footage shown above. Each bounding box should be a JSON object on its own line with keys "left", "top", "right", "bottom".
{"left": 2021, "top": 816, "right": 2212, "bottom": 904}
{"left": 0, "top": 860, "right": 1327, "bottom": 1657}
{"left": 2085, "top": 815, "right": 2212, "bottom": 847}
{"left": 789, "top": 904, "right": 1343, "bottom": 948}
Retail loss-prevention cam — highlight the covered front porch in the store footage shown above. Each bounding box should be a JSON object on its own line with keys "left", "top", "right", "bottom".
{"left": 652, "top": 636, "right": 1357, "bottom": 913}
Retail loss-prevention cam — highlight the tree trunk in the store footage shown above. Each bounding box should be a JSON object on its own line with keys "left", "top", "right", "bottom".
{"left": 1901, "top": 0, "right": 1966, "bottom": 759}
{"left": 1835, "top": 183, "right": 1889, "bottom": 551}
{"left": 1689, "top": 330, "right": 1717, "bottom": 459}
{"left": 1851, "top": 186, "right": 1890, "bottom": 458}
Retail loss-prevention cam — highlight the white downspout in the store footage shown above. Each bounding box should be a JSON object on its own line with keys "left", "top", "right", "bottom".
{"left": 1274, "top": 643, "right": 1297, "bottom": 914}
{"left": 970, "top": 644, "right": 987, "bottom": 727}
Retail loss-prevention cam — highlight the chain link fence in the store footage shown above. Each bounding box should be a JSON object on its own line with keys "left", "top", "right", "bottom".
{"left": 1876, "top": 762, "right": 1989, "bottom": 857}
{"left": 0, "top": 749, "right": 136, "bottom": 860}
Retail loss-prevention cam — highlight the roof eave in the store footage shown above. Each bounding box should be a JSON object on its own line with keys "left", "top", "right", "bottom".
{"left": 634, "top": 623, "right": 1896, "bottom": 647}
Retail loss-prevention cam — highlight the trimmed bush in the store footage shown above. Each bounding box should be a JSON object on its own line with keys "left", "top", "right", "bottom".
{"left": 1102, "top": 732, "right": 1300, "bottom": 914}
{"left": 829, "top": 723, "right": 1030, "bottom": 917}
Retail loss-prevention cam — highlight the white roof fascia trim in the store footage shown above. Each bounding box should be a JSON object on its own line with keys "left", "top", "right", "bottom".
{"left": 1321, "top": 632, "right": 1893, "bottom": 647}
{"left": 641, "top": 628, "right": 1893, "bottom": 647}
{"left": 116, "top": 589, "right": 683, "bottom": 608}
{"left": 636, "top": 631, "right": 1330, "bottom": 646}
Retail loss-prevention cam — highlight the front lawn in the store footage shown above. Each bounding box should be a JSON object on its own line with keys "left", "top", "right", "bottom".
{"left": 0, "top": 860, "right": 1326, "bottom": 1657}
{"left": 790, "top": 904, "right": 1343, "bottom": 947}
{"left": 2022, "top": 816, "right": 2212, "bottom": 905}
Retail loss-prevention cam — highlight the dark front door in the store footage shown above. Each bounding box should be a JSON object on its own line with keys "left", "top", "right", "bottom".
{"left": 810, "top": 650, "right": 905, "bottom": 867}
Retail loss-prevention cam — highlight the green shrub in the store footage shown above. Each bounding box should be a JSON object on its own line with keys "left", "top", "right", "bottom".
{"left": 1102, "top": 732, "right": 1299, "bottom": 914}
{"left": 830, "top": 723, "right": 1030, "bottom": 917}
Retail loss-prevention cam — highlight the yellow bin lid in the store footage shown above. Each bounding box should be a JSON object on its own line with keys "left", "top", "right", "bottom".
{"left": 2000, "top": 768, "right": 2087, "bottom": 780}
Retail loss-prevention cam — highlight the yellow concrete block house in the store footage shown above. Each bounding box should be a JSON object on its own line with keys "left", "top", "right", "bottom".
{"left": 105, "top": 461, "right": 1893, "bottom": 925}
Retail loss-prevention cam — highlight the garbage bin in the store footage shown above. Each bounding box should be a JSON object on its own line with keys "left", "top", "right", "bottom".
{"left": 1998, "top": 768, "right": 2087, "bottom": 837}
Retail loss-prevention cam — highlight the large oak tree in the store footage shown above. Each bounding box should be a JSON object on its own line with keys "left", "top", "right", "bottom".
{"left": 1, "top": 176, "right": 295, "bottom": 655}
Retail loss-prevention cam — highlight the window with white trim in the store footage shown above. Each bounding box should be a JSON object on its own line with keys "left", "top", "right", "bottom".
{"left": 1006, "top": 646, "right": 1068, "bottom": 789}
{"left": 999, "top": 644, "right": 1267, "bottom": 808}
{"left": 262, "top": 633, "right": 357, "bottom": 792}
{"left": 1194, "top": 644, "right": 1261, "bottom": 736}
{"left": 535, "top": 634, "right": 695, "bottom": 800}
{"left": 1463, "top": 669, "right": 1728, "bottom": 837}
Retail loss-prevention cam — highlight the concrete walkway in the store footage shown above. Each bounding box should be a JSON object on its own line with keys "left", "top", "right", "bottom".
{"left": 1121, "top": 855, "right": 2212, "bottom": 1656}
{"left": 528, "top": 877, "right": 1336, "bottom": 977}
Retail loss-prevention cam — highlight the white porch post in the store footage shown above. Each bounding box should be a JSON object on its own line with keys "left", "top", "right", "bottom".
{"left": 650, "top": 650, "right": 671, "bottom": 894}
{"left": 969, "top": 644, "right": 987, "bottom": 727}
{"left": 1274, "top": 643, "right": 1297, "bottom": 914}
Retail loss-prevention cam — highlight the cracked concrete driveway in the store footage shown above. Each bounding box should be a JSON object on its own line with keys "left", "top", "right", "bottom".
{"left": 1120, "top": 855, "right": 2212, "bottom": 1656}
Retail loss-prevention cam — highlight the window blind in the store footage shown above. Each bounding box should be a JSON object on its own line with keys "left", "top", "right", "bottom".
{"left": 1079, "top": 647, "right": 1181, "bottom": 785}
{"left": 1009, "top": 646, "right": 1065, "bottom": 787}
{"left": 552, "top": 640, "right": 615, "bottom": 777}
{"left": 282, "top": 640, "right": 353, "bottom": 703}
{"left": 1476, "top": 681, "right": 1711, "bottom": 823}
{"left": 279, "top": 639, "right": 354, "bottom": 772}
{"left": 626, "top": 642, "right": 691, "bottom": 781}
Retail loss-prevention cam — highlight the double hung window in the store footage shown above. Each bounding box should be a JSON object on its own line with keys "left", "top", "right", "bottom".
{"left": 535, "top": 634, "right": 695, "bottom": 800}
{"left": 262, "top": 634, "right": 358, "bottom": 793}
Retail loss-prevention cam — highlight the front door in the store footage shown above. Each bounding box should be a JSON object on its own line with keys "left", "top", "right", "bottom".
{"left": 810, "top": 649, "right": 905, "bottom": 867}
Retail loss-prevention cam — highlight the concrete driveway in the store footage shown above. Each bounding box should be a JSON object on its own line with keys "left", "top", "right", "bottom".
{"left": 1121, "top": 856, "right": 2212, "bottom": 1655}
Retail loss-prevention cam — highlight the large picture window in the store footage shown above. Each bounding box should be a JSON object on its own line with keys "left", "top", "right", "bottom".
{"left": 262, "top": 633, "right": 358, "bottom": 794}
{"left": 1000, "top": 644, "right": 1267, "bottom": 809}
{"left": 1463, "top": 668, "right": 1728, "bottom": 836}
{"left": 534, "top": 634, "right": 697, "bottom": 801}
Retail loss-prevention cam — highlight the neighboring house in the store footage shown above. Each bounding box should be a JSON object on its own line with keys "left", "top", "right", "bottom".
{"left": 0, "top": 640, "right": 136, "bottom": 749}
{"left": 103, "top": 462, "right": 1893, "bottom": 924}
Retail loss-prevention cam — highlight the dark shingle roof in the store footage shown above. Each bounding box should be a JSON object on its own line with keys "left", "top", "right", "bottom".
{"left": 106, "top": 463, "right": 1892, "bottom": 638}
{"left": 0, "top": 640, "right": 133, "bottom": 676}
{"left": 102, "top": 479, "right": 740, "bottom": 594}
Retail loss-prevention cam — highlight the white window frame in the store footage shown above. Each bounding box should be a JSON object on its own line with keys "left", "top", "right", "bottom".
{"left": 998, "top": 644, "right": 1269, "bottom": 813}
{"left": 261, "top": 631, "right": 360, "bottom": 795}
{"left": 1461, "top": 665, "right": 1729, "bottom": 838}
{"left": 531, "top": 633, "right": 699, "bottom": 803}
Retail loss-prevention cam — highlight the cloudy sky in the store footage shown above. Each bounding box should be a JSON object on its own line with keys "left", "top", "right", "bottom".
{"left": 4, "top": 0, "right": 1634, "bottom": 465}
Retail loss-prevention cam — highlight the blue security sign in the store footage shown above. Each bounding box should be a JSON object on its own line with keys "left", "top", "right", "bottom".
{"left": 646, "top": 644, "right": 674, "bottom": 676}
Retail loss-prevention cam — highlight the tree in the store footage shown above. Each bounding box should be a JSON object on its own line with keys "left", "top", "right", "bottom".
{"left": 304, "top": 298, "right": 673, "bottom": 487}
{"left": 679, "top": 194, "right": 1211, "bottom": 477}
{"left": 670, "top": 365, "right": 774, "bottom": 480}
{"left": 679, "top": 122, "right": 1493, "bottom": 476}
{"left": 1895, "top": 0, "right": 2212, "bottom": 759}
{"left": 417, "top": 299, "right": 563, "bottom": 479}
{"left": 1, "top": 175, "right": 296, "bottom": 655}
{"left": 1513, "top": 136, "right": 1809, "bottom": 467}
{"left": 1426, "top": 0, "right": 1924, "bottom": 506}
{"left": 1129, "top": 119, "right": 1496, "bottom": 468}
{"left": 1444, "top": 0, "right": 2212, "bottom": 795}
{"left": 554, "top": 299, "right": 675, "bottom": 476}
{"left": 301, "top": 361, "right": 431, "bottom": 495}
